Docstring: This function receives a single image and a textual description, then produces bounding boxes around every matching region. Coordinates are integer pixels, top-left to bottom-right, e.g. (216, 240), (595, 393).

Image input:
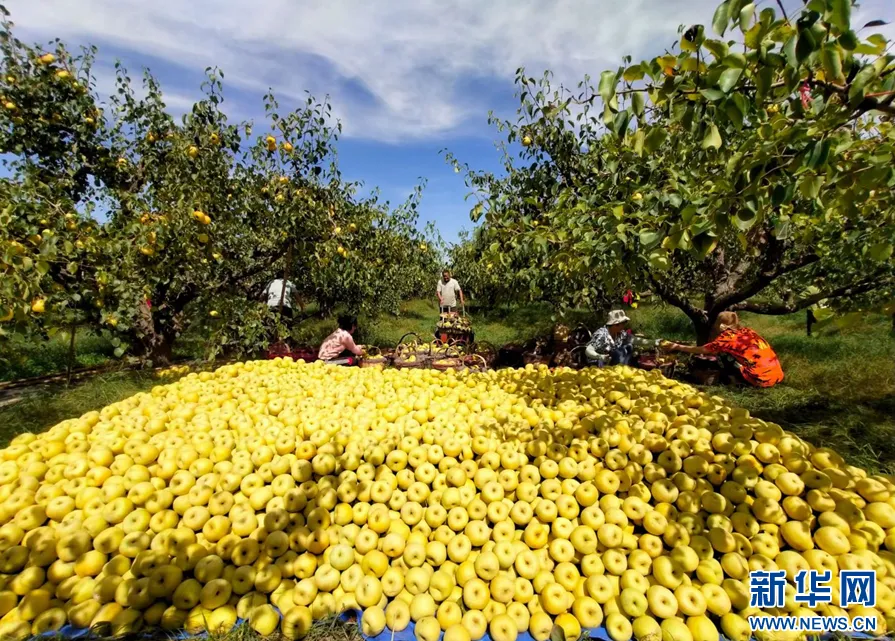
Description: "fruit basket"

(569, 324), (593, 346)
(467, 341), (497, 368)
(685, 353), (722, 385)
(435, 311), (473, 344)
(637, 352), (677, 378)
(461, 353), (489, 373)
(431, 346), (464, 371)
(554, 344), (588, 369)
(392, 333), (431, 369)
(266, 342), (318, 362)
(522, 337), (553, 367)
(522, 351), (553, 367)
(359, 346), (389, 368)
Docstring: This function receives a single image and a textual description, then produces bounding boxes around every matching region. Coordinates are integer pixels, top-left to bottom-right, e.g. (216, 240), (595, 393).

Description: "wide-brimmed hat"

(606, 309), (631, 326)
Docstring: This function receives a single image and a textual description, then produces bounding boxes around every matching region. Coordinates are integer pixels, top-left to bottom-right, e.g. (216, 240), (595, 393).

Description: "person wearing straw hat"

(585, 309), (635, 367)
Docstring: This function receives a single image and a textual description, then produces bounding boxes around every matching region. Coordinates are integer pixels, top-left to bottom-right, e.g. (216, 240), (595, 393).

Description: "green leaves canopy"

(449, 0), (895, 338)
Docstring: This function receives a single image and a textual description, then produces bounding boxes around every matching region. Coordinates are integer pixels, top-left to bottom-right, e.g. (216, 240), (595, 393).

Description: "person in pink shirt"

(318, 315), (364, 363)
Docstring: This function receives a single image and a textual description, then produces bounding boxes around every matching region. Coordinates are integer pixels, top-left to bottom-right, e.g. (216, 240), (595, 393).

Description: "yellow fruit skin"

(0, 358), (890, 640)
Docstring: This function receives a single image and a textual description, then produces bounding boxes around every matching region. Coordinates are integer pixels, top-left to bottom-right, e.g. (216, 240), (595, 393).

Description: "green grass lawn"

(2, 300), (894, 473)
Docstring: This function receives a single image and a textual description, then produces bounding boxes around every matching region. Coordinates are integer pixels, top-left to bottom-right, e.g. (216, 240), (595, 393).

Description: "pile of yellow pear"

(0, 360), (892, 641)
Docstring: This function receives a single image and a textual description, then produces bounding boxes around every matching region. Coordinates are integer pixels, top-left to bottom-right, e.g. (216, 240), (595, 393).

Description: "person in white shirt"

(265, 279), (300, 319)
(437, 270), (464, 313)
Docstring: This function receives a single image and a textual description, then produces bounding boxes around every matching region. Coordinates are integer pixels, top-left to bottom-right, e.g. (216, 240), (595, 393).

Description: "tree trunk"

(146, 334), (175, 365)
(133, 299), (182, 366)
(693, 316), (715, 346)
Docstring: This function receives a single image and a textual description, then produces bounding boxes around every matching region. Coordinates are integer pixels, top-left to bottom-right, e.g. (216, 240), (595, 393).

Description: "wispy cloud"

(6, 0), (894, 143)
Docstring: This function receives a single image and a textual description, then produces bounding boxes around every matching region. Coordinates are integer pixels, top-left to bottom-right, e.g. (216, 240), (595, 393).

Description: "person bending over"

(318, 315), (364, 364)
(663, 311), (784, 388)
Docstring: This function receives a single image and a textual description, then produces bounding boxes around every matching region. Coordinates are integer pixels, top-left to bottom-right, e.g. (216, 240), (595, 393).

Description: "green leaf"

(649, 252), (671, 271)
(719, 68), (743, 93)
(821, 44), (845, 83)
(733, 209), (758, 231)
(744, 23), (765, 49)
(804, 139), (831, 169)
(639, 230), (664, 249)
(631, 92), (645, 117)
(796, 29), (818, 63)
(703, 39), (730, 60)
(826, 0), (851, 32)
(725, 99), (744, 129)
(739, 2), (755, 30)
(633, 129), (645, 156)
(113, 347), (126, 358)
(713, 1), (730, 36)
(644, 128), (668, 153)
(838, 30), (859, 50)
(784, 35), (798, 68)
(869, 243), (894, 262)
(700, 89), (726, 101)
(36, 261), (50, 275)
(799, 175), (824, 199)
(599, 70), (618, 110)
(693, 233), (720, 258)
(849, 64), (880, 102)
(623, 65), (645, 82)
(702, 124), (722, 150)
(612, 110), (632, 137)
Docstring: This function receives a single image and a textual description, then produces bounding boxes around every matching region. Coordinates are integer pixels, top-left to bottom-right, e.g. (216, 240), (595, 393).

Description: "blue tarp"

(37, 607), (889, 640)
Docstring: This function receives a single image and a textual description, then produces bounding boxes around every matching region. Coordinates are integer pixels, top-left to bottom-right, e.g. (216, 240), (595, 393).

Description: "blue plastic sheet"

(36, 607), (891, 641)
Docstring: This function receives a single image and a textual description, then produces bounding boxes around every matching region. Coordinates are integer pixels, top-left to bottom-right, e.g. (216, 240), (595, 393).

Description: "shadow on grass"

(708, 383), (895, 473)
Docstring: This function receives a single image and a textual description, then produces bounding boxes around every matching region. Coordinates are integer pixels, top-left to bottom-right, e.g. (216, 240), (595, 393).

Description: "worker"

(265, 278), (301, 319)
(662, 311), (784, 387)
(318, 315), (364, 364)
(585, 309), (636, 367)
(437, 270), (464, 314)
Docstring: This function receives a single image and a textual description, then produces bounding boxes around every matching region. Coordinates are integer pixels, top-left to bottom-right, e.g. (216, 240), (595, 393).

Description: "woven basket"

(432, 346), (464, 371)
(554, 344), (587, 369)
(523, 352), (553, 367)
(638, 354), (677, 378)
(359, 346), (389, 368)
(687, 355), (720, 385)
(468, 341), (497, 367)
(569, 324), (593, 346)
(393, 336), (430, 369)
(462, 354), (489, 373)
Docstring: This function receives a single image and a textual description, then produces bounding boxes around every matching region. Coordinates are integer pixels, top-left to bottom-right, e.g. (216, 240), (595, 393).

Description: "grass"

(0, 371), (160, 444)
(0, 327), (117, 382)
(2, 299), (894, 473)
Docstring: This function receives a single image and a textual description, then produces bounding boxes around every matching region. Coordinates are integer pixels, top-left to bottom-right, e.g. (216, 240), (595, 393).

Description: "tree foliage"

(448, 0), (895, 341)
(0, 8), (438, 361)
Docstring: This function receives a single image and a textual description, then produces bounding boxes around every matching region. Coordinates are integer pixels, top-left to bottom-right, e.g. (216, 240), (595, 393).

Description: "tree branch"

(731, 277), (893, 315)
(775, 0), (789, 22)
(711, 244), (820, 313)
(647, 272), (707, 325)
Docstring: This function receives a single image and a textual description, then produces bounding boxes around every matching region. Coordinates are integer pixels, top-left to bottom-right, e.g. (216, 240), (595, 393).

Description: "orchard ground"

(2, 300), (894, 479)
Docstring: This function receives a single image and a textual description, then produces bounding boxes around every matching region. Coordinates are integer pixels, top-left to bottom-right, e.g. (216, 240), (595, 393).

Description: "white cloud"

(6, 0), (894, 142)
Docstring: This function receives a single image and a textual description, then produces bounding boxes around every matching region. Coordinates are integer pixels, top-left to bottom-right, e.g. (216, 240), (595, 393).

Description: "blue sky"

(7, 0), (893, 243)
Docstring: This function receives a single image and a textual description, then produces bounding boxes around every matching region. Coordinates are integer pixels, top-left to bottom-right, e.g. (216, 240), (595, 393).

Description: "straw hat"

(606, 309), (631, 326)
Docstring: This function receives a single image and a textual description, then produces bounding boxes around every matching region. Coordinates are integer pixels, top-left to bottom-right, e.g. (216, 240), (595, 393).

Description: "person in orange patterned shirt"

(663, 311), (784, 388)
